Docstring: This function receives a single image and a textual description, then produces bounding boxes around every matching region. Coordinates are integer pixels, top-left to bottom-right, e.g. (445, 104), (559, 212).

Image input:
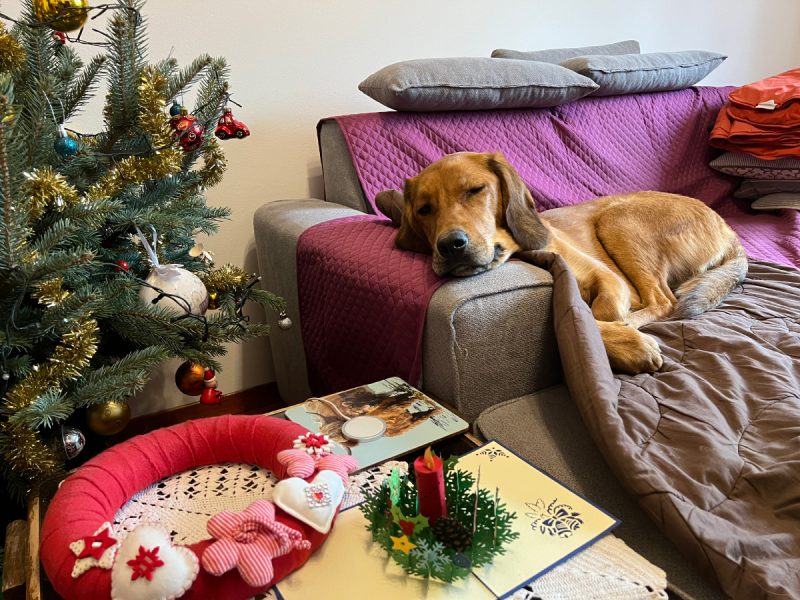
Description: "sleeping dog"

(377, 152), (747, 375)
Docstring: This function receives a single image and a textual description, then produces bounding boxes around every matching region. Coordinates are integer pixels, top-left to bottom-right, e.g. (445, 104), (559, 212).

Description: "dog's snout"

(436, 230), (469, 258)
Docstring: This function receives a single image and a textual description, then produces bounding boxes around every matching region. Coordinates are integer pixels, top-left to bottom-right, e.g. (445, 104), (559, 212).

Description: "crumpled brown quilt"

(523, 251), (800, 600)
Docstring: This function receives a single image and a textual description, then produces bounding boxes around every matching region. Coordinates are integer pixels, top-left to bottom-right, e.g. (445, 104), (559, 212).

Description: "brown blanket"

(523, 251), (800, 599)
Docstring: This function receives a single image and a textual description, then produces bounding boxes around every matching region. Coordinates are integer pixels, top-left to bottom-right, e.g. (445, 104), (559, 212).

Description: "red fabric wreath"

(40, 415), (331, 599)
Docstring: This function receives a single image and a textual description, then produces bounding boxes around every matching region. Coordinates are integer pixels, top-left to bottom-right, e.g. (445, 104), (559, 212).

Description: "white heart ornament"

(273, 470), (345, 534)
(111, 525), (198, 600)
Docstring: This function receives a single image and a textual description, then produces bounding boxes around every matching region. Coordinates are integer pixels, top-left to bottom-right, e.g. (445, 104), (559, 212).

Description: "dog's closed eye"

(417, 204), (432, 216)
(467, 185), (485, 196)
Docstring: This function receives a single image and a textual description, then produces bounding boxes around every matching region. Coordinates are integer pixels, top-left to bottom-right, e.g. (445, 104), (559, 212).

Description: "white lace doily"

(114, 460), (666, 599)
(113, 460), (403, 545)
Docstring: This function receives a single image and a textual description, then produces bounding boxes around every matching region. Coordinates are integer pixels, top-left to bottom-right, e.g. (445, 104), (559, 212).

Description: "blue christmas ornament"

(54, 126), (78, 158)
(169, 100), (183, 117)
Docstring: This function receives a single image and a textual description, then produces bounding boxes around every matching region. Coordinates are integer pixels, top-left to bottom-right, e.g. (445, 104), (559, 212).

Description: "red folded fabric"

(710, 68), (800, 159)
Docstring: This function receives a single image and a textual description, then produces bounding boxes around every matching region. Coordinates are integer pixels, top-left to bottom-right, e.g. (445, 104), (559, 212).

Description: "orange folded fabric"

(710, 68), (800, 160)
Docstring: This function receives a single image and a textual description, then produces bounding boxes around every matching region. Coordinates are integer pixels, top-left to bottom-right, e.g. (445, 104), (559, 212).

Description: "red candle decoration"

(413, 447), (447, 524)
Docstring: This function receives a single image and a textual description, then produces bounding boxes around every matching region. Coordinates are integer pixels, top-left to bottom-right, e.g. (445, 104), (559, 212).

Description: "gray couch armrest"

(254, 199), (363, 405)
(424, 261), (560, 421)
(253, 199), (561, 418)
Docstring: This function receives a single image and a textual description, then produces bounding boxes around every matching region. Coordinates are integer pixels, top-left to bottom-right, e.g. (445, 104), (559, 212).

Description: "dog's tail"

(672, 238), (748, 319)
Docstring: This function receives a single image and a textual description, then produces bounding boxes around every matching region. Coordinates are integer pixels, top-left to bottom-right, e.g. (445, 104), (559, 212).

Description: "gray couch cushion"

(561, 51), (726, 96)
(358, 57), (598, 111)
(492, 39), (640, 63)
(475, 386), (724, 600)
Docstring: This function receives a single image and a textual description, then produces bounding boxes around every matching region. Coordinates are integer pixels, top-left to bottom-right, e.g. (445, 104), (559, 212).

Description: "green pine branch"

(72, 346), (171, 407)
(9, 388), (71, 429)
(63, 55), (106, 120)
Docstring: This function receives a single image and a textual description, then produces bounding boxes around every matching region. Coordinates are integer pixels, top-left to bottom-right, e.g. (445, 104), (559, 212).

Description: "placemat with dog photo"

(285, 377), (468, 471)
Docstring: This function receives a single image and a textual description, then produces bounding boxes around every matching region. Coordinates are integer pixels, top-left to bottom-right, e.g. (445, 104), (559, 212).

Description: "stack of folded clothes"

(710, 68), (800, 210)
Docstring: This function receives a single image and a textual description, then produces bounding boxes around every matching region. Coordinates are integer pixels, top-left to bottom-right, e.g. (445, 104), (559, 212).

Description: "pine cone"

(432, 517), (472, 552)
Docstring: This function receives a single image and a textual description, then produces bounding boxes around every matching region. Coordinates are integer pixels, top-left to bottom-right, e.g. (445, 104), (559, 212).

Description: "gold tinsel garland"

(199, 138), (227, 189)
(3, 318), (99, 412)
(84, 148), (183, 202)
(0, 421), (62, 480)
(2, 261), (96, 483)
(0, 23), (25, 74)
(32, 277), (71, 307)
(138, 66), (173, 147)
(23, 167), (80, 219)
(87, 67), (184, 202)
(199, 263), (249, 295)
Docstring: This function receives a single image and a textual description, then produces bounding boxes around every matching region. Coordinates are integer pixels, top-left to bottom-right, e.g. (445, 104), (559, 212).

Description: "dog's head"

(379, 152), (549, 276)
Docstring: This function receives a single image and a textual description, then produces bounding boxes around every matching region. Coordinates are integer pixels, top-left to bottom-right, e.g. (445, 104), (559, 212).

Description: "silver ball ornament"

(277, 311), (292, 330)
(59, 425), (86, 460)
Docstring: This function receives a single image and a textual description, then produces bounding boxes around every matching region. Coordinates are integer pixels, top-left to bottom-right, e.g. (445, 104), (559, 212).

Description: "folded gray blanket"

(522, 251), (800, 599)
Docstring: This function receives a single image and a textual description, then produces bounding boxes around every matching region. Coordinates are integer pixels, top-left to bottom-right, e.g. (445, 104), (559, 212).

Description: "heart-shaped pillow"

(111, 525), (198, 600)
(272, 470), (345, 534)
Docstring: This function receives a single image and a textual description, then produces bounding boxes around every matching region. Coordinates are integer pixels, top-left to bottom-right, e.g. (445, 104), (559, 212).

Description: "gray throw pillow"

(560, 51), (726, 97)
(491, 40), (640, 63)
(751, 193), (800, 211)
(711, 152), (800, 179)
(735, 179), (800, 200)
(358, 57), (598, 112)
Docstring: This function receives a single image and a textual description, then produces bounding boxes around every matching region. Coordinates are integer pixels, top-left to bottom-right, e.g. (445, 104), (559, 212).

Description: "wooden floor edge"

(113, 381), (284, 440)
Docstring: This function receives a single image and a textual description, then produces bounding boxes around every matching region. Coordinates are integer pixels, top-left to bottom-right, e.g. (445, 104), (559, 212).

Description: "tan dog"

(377, 152), (748, 374)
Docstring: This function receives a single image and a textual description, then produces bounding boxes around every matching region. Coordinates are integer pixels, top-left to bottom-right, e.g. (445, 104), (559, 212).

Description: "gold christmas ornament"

(207, 290), (219, 310)
(175, 361), (206, 396)
(33, 0), (91, 33)
(86, 399), (131, 436)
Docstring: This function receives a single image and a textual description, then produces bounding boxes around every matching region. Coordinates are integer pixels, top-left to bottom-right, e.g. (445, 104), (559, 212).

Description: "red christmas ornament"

(214, 108), (250, 140)
(114, 259), (129, 272)
(52, 31), (67, 45)
(170, 108), (205, 152)
(200, 387), (223, 405)
(178, 121), (204, 152)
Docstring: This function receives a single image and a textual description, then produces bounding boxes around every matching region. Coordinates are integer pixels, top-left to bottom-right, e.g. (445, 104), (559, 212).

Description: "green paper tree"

(0, 0), (282, 500)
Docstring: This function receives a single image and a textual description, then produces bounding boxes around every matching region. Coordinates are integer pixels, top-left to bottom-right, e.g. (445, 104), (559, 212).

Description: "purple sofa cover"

(298, 86), (800, 394)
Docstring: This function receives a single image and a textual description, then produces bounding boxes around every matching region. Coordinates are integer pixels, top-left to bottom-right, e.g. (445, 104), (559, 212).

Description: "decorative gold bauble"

(33, 0), (90, 33)
(175, 360), (206, 396)
(86, 399), (131, 436)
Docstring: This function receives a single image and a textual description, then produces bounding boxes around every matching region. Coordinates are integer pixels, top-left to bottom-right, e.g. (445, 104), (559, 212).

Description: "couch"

(253, 87), (798, 599)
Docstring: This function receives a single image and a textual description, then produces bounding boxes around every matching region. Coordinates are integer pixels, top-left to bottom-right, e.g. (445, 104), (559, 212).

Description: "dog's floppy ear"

(487, 152), (549, 250)
(394, 176), (432, 253)
(375, 189), (404, 227)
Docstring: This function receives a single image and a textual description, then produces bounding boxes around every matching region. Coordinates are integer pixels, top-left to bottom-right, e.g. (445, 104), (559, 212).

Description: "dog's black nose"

(437, 230), (469, 258)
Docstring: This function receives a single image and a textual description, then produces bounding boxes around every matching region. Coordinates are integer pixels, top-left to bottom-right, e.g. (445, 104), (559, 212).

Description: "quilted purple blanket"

(334, 86), (799, 267)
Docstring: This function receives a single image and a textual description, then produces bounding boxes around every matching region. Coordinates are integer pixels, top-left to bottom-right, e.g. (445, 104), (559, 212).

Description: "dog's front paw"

(598, 322), (664, 375)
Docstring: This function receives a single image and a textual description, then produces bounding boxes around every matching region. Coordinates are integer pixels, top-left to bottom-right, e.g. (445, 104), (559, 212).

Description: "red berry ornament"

(115, 259), (129, 272)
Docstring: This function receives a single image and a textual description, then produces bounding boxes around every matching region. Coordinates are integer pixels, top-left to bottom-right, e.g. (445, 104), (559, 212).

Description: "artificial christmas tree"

(0, 0), (283, 500)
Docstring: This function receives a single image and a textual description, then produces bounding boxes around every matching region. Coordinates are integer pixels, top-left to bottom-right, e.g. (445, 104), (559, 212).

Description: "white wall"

(8, 1), (799, 415)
